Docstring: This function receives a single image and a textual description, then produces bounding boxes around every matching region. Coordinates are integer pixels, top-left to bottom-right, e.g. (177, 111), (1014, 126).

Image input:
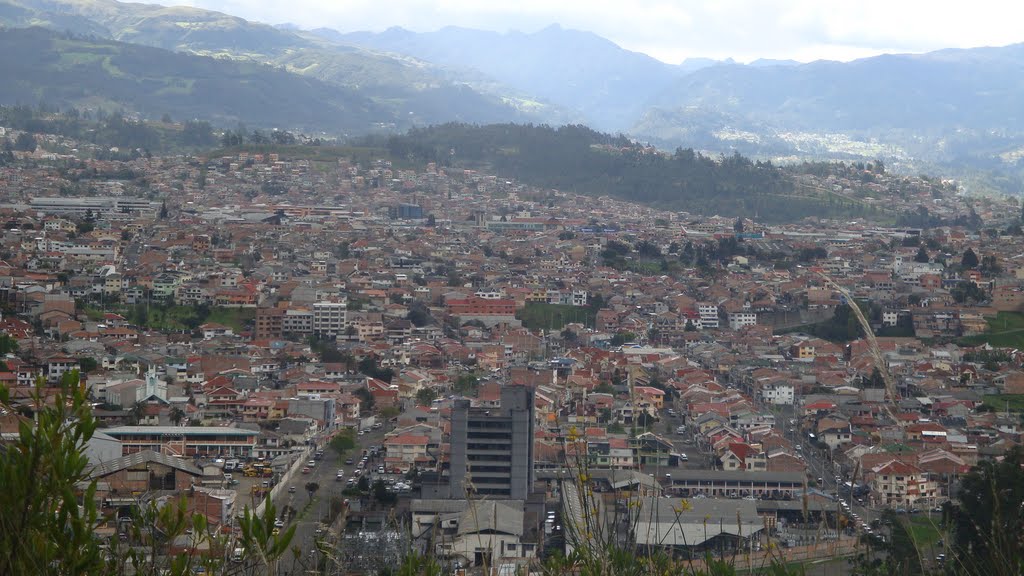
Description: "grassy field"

(982, 394), (1024, 413)
(515, 302), (595, 331)
(959, 311), (1024, 348)
(903, 514), (943, 549)
(84, 304), (256, 333)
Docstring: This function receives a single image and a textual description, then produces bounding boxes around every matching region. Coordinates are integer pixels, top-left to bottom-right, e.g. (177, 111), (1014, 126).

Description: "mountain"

(0, 26), (400, 132)
(324, 24), (687, 132)
(631, 45), (1024, 192)
(0, 0), (560, 128)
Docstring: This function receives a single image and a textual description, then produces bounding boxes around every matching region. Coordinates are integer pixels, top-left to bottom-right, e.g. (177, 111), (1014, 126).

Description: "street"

(272, 425), (392, 574)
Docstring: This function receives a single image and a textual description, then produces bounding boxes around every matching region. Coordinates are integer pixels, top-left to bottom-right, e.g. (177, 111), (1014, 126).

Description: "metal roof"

(88, 449), (203, 479)
(103, 426), (257, 437)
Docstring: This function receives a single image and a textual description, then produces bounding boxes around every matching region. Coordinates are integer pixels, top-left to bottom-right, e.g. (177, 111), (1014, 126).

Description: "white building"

(698, 304), (720, 328)
(313, 300), (347, 336)
(728, 312), (757, 330)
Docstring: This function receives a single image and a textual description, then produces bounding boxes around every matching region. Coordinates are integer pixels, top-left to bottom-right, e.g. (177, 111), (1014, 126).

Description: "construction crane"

(816, 271), (906, 427)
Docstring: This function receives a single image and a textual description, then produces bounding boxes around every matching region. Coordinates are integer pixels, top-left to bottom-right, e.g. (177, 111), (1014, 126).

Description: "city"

(1, 124), (1023, 575)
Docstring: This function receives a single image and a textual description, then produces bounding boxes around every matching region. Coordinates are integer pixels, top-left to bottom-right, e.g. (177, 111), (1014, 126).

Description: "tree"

(128, 399), (146, 425)
(78, 357), (98, 373)
(329, 430), (356, 455)
(453, 373), (479, 395)
(949, 446), (1024, 574)
(305, 481), (320, 502)
(416, 387), (437, 406)
(354, 387), (375, 413)
(0, 371), (106, 575)
(13, 131), (36, 152)
(913, 246), (929, 263)
(962, 247), (979, 269)
(169, 406), (186, 426)
(0, 333), (18, 355)
(372, 479), (397, 505)
(357, 475), (369, 492)
(610, 331), (636, 346)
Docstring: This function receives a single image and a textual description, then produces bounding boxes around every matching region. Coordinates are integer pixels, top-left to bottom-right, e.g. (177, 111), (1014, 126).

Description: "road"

(273, 425), (392, 574)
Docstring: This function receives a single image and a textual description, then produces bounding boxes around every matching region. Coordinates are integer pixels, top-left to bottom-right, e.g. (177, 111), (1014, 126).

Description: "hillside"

(373, 123), (898, 223)
(0, 27), (392, 133)
(0, 0), (555, 127)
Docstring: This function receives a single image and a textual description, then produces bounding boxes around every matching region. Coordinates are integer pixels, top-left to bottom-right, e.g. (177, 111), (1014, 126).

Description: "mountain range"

(2, 0), (1024, 192)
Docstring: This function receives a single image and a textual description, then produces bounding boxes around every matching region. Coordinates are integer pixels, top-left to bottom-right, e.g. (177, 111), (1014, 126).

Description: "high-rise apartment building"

(449, 386), (534, 500)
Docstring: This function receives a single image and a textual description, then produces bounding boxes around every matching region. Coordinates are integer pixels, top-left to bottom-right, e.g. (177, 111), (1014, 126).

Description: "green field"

(89, 304), (257, 333)
(982, 394), (1024, 413)
(959, 312), (1024, 348)
(515, 302), (595, 331)
(902, 514), (944, 549)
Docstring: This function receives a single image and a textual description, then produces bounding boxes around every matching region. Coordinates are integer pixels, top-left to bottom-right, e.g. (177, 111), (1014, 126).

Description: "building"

(870, 460), (938, 508)
(389, 203), (424, 220)
(102, 426), (259, 457)
(313, 300), (347, 337)
(287, 396), (335, 426)
(728, 312), (757, 330)
(664, 470), (806, 499)
(449, 386), (534, 499)
(698, 304), (720, 329)
(446, 297), (520, 328)
(31, 196), (161, 216)
(632, 497), (763, 553)
(254, 307), (285, 340)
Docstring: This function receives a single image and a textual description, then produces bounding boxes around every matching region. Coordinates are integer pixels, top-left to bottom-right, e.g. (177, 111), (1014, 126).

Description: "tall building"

(449, 385), (535, 500)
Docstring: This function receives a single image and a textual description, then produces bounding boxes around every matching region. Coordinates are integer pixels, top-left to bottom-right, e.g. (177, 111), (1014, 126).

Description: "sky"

(175, 0), (1024, 64)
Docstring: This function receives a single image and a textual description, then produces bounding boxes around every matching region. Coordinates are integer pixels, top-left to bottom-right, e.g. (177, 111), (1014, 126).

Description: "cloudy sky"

(176, 0), (1022, 64)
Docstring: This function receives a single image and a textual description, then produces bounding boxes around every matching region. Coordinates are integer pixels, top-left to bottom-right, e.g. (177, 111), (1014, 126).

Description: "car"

(272, 528), (280, 536)
(338, 469), (345, 476)
(795, 445), (802, 451)
(307, 460), (316, 467)
(345, 458), (353, 465)
(336, 474), (344, 481)
(377, 466), (385, 474)
(288, 486), (296, 493)
(274, 519), (284, 528)
(302, 467), (311, 474)
(358, 430), (366, 435)
(353, 469), (361, 476)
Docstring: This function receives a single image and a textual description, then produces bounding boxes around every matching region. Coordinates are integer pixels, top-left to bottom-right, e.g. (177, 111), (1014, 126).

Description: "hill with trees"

(376, 123), (896, 222)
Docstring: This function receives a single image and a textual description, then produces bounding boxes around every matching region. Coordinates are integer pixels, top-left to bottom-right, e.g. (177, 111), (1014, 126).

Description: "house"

(200, 323), (235, 340)
(870, 460), (938, 508)
(383, 434), (431, 472)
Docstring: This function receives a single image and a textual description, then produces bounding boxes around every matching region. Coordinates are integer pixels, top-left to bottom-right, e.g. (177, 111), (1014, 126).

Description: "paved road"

(274, 426), (392, 574)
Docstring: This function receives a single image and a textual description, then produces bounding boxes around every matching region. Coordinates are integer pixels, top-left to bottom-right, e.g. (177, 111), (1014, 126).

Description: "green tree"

(913, 246), (929, 263)
(0, 371), (104, 575)
(13, 131), (36, 152)
(78, 356), (98, 373)
(305, 481), (320, 502)
(169, 406), (186, 426)
(453, 373), (479, 395)
(610, 331), (636, 346)
(416, 387), (438, 405)
(962, 247), (979, 269)
(329, 430), (357, 456)
(949, 446), (1024, 575)
(0, 333), (18, 355)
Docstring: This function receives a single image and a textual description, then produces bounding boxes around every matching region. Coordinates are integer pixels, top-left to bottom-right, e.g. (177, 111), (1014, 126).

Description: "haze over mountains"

(3, 0), (1024, 191)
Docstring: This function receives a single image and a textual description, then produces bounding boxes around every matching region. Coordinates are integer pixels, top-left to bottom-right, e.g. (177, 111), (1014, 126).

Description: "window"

(506, 543), (517, 552)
